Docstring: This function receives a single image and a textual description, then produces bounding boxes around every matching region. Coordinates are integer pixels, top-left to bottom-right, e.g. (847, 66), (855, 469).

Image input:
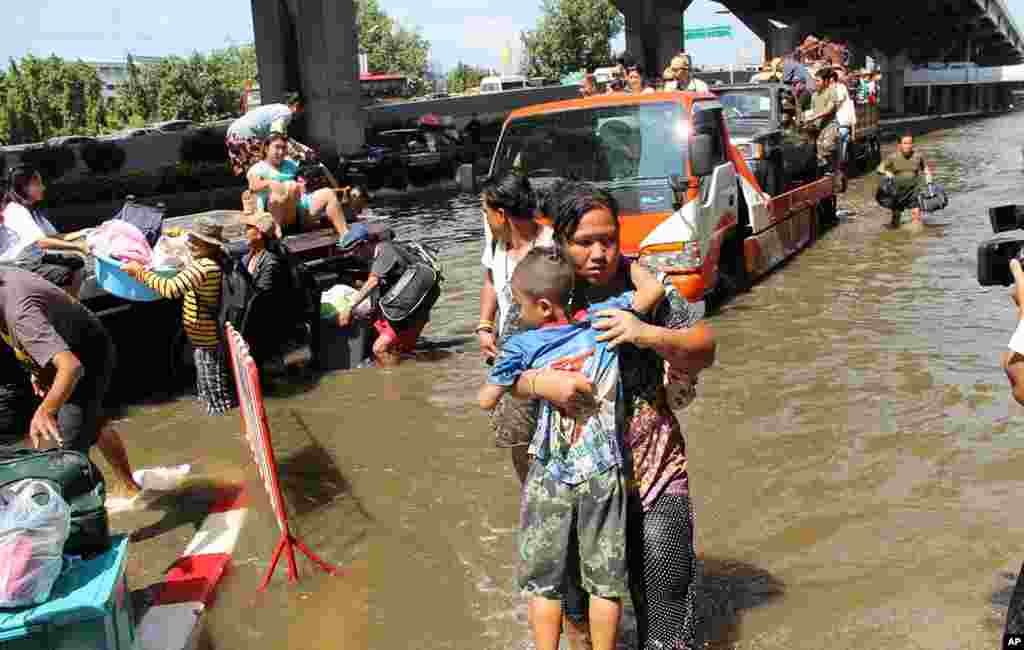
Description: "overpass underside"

(614, 0), (1024, 115)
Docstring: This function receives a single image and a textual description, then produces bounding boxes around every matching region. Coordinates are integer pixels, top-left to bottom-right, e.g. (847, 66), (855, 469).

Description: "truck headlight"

(640, 241), (703, 274)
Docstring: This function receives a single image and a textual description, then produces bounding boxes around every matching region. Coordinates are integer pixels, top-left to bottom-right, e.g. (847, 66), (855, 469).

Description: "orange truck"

(490, 91), (836, 306)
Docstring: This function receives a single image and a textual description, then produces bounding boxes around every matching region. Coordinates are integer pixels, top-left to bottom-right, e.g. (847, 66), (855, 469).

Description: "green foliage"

(447, 63), (489, 94)
(357, 0), (432, 95)
(521, 0), (624, 79)
(1, 45), (257, 145)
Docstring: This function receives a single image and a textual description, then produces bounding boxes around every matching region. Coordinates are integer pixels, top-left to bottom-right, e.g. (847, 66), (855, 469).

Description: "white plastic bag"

(320, 284), (374, 320)
(151, 233), (193, 271)
(0, 479), (71, 608)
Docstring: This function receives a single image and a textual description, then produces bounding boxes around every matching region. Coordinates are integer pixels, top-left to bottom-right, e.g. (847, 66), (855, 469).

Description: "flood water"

(107, 112), (1024, 649)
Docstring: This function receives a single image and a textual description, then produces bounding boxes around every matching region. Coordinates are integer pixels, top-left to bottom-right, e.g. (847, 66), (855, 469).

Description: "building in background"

(85, 55), (163, 98)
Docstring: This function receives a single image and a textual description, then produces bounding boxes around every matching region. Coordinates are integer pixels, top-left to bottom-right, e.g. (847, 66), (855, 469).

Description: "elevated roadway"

(248, 0), (1024, 153)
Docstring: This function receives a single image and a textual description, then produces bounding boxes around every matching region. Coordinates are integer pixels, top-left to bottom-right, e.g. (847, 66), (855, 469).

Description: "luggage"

(0, 535), (136, 650)
(378, 243), (443, 323)
(0, 450), (109, 558)
(0, 480), (71, 608)
(113, 199), (164, 248)
(918, 182), (949, 212)
(875, 176), (898, 209)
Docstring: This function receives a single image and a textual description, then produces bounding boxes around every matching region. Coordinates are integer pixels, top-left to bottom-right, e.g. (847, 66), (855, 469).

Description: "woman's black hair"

(285, 91), (304, 107)
(551, 183), (619, 244)
(265, 132), (289, 146)
(479, 172), (535, 220)
(2, 164), (41, 211)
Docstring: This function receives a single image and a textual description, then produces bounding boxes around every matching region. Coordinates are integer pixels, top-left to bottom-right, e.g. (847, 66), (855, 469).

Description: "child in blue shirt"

(477, 247), (661, 650)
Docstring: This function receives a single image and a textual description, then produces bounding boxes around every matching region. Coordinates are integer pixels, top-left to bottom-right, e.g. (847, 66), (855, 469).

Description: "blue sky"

(4, 0), (1024, 71)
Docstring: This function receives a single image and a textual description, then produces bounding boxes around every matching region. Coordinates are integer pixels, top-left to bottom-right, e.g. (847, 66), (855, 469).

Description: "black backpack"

(378, 242), (443, 323)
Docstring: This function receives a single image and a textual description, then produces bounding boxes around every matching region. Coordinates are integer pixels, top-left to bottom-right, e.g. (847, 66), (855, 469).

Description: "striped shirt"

(140, 257), (222, 349)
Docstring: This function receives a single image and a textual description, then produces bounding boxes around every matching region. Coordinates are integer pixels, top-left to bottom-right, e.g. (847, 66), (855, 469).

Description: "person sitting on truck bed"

(0, 165), (89, 296)
(121, 218), (237, 416)
(666, 53), (709, 93)
(247, 132), (349, 239)
(226, 91), (307, 176)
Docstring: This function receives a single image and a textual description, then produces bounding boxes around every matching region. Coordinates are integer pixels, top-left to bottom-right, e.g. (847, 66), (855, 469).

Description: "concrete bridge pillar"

(622, 0), (690, 80)
(875, 52), (907, 114)
(251, 0), (365, 157)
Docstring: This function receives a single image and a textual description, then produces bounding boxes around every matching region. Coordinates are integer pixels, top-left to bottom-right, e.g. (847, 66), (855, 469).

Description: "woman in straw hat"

(123, 217), (237, 415)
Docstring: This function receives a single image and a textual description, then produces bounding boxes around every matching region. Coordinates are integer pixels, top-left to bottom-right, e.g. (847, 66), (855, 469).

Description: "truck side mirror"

(691, 134), (715, 177)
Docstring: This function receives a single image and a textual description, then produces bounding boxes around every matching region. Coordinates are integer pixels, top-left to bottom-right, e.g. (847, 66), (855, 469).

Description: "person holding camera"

(1001, 258), (1024, 646)
(877, 134), (933, 228)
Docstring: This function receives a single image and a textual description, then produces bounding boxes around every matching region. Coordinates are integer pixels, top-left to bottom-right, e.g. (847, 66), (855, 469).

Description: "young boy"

(478, 247), (648, 650)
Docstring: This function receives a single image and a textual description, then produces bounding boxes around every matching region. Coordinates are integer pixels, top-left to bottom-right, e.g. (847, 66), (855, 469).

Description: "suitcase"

(0, 450), (109, 558)
(918, 182), (949, 213)
(0, 536), (134, 649)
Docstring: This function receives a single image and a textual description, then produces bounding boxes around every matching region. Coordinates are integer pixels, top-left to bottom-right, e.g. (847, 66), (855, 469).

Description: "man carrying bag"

(335, 223), (443, 367)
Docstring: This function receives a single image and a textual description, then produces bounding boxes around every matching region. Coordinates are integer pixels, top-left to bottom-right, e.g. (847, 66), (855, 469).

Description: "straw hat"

(188, 216), (226, 247)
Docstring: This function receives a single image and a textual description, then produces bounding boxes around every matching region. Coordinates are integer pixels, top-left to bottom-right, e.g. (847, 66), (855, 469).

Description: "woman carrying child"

(497, 184), (716, 649)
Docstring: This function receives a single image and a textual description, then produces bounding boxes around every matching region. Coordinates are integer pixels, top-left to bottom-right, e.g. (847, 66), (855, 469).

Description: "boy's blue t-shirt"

(487, 292), (634, 486)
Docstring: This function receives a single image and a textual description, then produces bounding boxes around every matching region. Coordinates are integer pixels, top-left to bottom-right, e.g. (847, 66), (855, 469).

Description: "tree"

(356, 0), (432, 94)
(521, 0), (624, 79)
(447, 63), (489, 94)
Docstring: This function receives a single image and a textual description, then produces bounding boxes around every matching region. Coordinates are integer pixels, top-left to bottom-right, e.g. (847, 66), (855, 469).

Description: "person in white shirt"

(0, 165), (89, 295)
(478, 173), (555, 484)
(669, 53), (710, 93)
(834, 68), (857, 192)
(1002, 259), (1024, 404)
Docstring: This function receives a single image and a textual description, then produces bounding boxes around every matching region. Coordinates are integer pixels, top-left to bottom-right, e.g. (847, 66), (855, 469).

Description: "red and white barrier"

(225, 324), (339, 590)
(134, 485), (249, 650)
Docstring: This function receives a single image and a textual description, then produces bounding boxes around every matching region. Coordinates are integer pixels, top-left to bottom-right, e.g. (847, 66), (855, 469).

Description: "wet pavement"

(100, 111), (1024, 649)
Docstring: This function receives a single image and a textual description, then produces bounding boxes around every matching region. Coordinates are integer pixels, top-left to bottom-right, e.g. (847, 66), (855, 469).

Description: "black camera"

(978, 205), (1024, 286)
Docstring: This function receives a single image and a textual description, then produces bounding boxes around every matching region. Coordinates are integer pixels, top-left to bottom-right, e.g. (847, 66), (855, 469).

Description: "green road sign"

(684, 25), (733, 41)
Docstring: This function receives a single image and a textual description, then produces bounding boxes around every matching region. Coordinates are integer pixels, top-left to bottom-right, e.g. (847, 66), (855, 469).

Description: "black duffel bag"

(918, 182), (949, 213)
(876, 175), (899, 209)
(0, 449), (109, 557)
(379, 242), (443, 323)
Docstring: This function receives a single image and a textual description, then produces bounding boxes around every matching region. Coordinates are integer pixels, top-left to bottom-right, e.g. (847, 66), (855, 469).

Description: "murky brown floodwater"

(104, 112), (1024, 649)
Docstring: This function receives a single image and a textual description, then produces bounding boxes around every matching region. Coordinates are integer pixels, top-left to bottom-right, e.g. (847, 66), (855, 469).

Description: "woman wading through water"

(499, 183), (716, 649)
(477, 173), (554, 483)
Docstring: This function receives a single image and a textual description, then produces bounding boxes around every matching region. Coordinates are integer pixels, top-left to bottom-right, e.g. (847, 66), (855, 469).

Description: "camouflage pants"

(815, 122), (839, 163)
(519, 463), (629, 600)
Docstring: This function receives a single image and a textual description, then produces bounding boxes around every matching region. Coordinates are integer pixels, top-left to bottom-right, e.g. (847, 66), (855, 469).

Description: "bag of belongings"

(918, 182), (949, 213)
(0, 479), (71, 608)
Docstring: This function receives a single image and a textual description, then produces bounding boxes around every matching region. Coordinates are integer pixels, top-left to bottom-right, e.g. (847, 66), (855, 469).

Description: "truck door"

(691, 101), (738, 271)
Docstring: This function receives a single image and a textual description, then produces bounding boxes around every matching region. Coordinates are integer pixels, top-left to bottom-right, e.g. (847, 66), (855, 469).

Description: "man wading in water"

(877, 134), (933, 228)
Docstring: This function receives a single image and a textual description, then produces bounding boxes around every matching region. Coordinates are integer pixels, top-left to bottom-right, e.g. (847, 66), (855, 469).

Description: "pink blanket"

(88, 220), (152, 265)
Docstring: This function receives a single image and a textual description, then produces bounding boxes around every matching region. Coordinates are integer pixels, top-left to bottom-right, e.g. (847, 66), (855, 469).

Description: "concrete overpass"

(249, 0), (1024, 155)
(615, 0), (1024, 115)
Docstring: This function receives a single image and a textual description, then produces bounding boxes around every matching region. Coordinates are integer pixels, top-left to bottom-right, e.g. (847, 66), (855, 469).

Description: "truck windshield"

(493, 102), (688, 185)
(717, 88), (773, 128)
(501, 81), (526, 91)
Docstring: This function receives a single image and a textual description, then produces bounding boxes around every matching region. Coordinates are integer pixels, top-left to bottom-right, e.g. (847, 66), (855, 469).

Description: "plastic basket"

(93, 256), (175, 302)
